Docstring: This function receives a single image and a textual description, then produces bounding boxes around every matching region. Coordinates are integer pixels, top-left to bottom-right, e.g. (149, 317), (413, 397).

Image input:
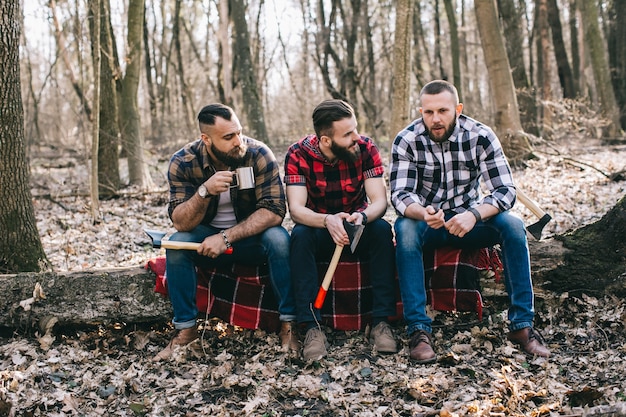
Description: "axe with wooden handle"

(313, 219), (364, 309)
(144, 229), (233, 254)
(516, 189), (552, 240)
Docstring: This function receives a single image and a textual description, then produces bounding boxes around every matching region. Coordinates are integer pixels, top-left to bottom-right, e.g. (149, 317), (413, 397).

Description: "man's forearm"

(171, 193), (212, 231)
(224, 208), (282, 242)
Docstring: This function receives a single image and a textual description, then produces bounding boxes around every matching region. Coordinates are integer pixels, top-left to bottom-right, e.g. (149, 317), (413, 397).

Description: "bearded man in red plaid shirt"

(284, 99), (398, 361)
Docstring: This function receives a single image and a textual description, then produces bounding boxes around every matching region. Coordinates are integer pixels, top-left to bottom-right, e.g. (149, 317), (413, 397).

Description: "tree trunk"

(314, 0), (349, 102)
(89, 0), (121, 199)
(172, 0), (194, 134)
(497, 0), (529, 88)
(0, 0), (50, 273)
(496, 0), (538, 136)
(230, 0), (269, 143)
(569, 0), (582, 94)
(390, 0), (412, 140)
(90, 0), (102, 222)
(547, 0), (576, 98)
(49, 0), (93, 122)
(412, 2), (430, 88)
(473, 0), (532, 163)
(142, 8), (157, 139)
(121, 0), (153, 190)
(540, 195), (626, 297)
(580, 0), (621, 137)
(443, 0), (462, 102)
(535, 0), (553, 137)
(217, 0), (232, 105)
(338, 0), (359, 105)
(359, 0), (381, 137)
(433, 0), (447, 81)
(608, 0), (626, 130)
(0, 268), (171, 329)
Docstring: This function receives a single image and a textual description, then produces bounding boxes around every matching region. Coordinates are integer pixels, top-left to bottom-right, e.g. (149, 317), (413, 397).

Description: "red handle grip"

(313, 288), (328, 309)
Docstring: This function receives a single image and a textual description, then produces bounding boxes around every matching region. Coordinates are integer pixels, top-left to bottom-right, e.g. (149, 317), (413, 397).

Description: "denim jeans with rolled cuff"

(165, 224), (296, 329)
(394, 210), (535, 336)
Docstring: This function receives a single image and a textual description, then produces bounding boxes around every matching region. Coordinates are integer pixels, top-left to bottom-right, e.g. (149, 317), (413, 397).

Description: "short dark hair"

(312, 99), (355, 138)
(419, 80), (459, 104)
(197, 103), (234, 128)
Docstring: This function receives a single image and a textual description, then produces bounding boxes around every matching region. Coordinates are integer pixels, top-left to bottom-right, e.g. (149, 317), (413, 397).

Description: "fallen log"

(0, 235), (591, 331)
(0, 266), (171, 330)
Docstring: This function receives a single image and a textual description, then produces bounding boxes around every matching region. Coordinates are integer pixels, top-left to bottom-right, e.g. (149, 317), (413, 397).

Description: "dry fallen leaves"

(2, 105), (626, 415)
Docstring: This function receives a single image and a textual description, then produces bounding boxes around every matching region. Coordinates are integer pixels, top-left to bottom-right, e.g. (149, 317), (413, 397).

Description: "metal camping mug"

(232, 167), (255, 190)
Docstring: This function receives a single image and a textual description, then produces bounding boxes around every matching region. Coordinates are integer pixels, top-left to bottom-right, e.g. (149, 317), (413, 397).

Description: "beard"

(330, 140), (360, 163)
(211, 142), (247, 167)
(425, 116), (457, 143)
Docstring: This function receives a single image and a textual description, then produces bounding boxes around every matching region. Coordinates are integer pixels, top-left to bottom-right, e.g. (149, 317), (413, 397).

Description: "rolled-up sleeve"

(253, 145), (287, 219)
(390, 130), (425, 216)
(477, 131), (516, 211)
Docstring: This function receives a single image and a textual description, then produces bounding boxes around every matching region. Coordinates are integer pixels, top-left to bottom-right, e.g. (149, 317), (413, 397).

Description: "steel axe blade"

(343, 219), (364, 253)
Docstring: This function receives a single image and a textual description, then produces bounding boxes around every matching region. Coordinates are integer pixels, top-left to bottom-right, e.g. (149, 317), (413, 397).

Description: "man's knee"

(394, 217), (425, 248)
(263, 226), (290, 253)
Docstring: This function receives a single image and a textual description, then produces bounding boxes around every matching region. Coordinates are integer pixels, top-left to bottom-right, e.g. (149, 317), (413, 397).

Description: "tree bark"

(89, 0), (102, 222)
(49, 0), (93, 122)
(0, 0), (50, 273)
(230, 0), (269, 144)
(121, 0), (153, 190)
(390, 0), (412, 140)
(569, 0), (582, 94)
(547, 0), (576, 98)
(496, 0), (538, 136)
(172, 0), (194, 133)
(0, 268), (171, 329)
(579, 0), (621, 137)
(217, 0), (232, 105)
(89, 0), (121, 199)
(608, 0), (626, 130)
(473, 0), (533, 163)
(142, 7), (157, 139)
(443, 0), (462, 102)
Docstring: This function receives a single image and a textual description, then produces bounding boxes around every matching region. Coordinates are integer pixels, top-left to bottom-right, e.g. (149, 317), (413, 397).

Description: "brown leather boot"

(279, 321), (301, 352)
(152, 325), (199, 362)
(508, 327), (551, 357)
(409, 330), (436, 363)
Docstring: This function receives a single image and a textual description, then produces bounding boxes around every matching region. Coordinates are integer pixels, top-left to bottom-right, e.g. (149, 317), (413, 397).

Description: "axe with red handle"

(144, 229), (233, 254)
(313, 220), (364, 309)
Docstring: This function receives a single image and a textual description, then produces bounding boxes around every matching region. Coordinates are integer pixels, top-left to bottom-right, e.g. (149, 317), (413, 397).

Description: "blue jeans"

(394, 211), (534, 335)
(290, 219), (397, 325)
(165, 224), (296, 329)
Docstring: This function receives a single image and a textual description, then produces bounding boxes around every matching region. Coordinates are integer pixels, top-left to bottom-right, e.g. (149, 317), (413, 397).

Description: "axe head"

(144, 229), (166, 248)
(526, 214), (552, 240)
(343, 219), (365, 253)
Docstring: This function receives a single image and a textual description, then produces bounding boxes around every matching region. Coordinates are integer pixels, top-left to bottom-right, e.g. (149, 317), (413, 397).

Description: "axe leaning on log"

(516, 188), (552, 240)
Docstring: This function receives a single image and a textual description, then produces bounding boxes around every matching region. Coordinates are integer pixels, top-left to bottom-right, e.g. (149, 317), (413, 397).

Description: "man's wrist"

(323, 214), (331, 228)
(468, 207), (482, 223)
(220, 230), (232, 250)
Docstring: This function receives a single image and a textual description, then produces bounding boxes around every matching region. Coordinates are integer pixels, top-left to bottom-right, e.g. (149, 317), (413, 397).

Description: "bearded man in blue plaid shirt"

(153, 104), (299, 361)
(390, 80), (550, 363)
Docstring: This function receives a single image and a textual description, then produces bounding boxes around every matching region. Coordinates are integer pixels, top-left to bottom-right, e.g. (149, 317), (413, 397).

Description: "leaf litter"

(2, 102), (626, 416)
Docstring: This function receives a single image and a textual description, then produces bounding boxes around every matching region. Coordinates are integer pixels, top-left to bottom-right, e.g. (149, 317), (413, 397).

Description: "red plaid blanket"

(146, 247), (501, 332)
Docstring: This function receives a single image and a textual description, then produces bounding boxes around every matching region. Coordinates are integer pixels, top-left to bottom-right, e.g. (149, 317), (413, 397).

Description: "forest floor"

(2, 101), (626, 416)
